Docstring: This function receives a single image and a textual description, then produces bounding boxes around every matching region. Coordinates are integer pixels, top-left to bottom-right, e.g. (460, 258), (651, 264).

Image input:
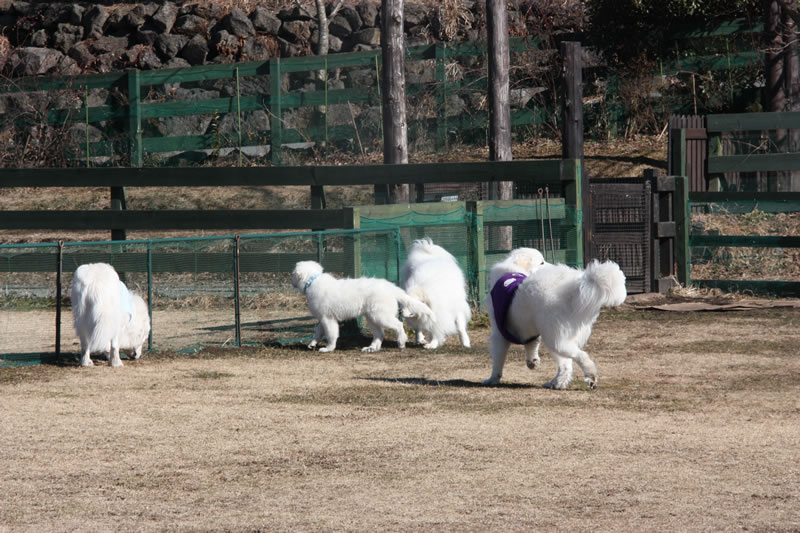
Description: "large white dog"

(291, 260), (435, 353)
(71, 263), (150, 367)
(485, 257), (627, 390)
(399, 237), (471, 349)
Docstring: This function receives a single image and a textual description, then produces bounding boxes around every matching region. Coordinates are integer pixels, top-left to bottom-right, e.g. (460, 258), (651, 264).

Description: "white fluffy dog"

(71, 263), (151, 367)
(291, 260), (435, 353)
(399, 237), (471, 349)
(485, 258), (627, 390)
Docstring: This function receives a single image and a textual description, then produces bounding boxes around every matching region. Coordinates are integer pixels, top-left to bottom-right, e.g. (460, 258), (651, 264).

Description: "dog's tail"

(395, 287), (436, 330)
(578, 260), (628, 312)
(409, 237), (453, 260)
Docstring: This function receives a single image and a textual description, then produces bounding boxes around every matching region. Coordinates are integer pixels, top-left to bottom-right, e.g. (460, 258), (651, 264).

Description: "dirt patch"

(1, 306), (798, 531)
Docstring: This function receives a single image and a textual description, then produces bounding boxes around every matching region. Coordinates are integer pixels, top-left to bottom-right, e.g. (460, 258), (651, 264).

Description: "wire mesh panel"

(0, 198), (584, 364)
(587, 178), (652, 294)
(0, 244), (59, 366)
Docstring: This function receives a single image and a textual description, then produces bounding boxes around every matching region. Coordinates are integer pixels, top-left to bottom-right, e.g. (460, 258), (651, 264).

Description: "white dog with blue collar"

(291, 260), (435, 353)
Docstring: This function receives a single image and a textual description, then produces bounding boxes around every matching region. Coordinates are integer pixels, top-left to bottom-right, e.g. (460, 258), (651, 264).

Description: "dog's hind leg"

(484, 331), (510, 385)
(79, 343), (93, 367)
(524, 337), (541, 370)
(573, 348), (598, 390)
(317, 317), (340, 352)
(109, 338), (123, 367)
(456, 314), (471, 348)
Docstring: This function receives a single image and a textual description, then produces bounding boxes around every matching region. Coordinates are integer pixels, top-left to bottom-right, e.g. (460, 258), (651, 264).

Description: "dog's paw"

(526, 357), (541, 370)
(361, 346), (380, 353)
(423, 341), (439, 350)
(584, 376), (598, 390)
(482, 377), (501, 386)
(543, 378), (569, 390)
(318, 346), (335, 353)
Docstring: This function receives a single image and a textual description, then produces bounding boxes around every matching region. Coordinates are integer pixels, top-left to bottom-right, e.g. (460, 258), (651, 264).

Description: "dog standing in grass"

(291, 260), (435, 353)
(485, 256), (627, 390)
(400, 237), (472, 349)
(71, 263), (150, 367)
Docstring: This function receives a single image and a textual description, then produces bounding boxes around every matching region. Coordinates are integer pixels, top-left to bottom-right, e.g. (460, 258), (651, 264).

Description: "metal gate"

(587, 178), (653, 294)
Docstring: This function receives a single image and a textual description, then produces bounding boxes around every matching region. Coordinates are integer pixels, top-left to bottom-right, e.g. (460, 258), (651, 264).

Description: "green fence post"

(269, 58), (283, 166)
(127, 68), (142, 167)
(673, 175), (690, 286)
(344, 207), (362, 278)
(467, 200), (486, 310)
(235, 67), (243, 167)
(435, 42), (447, 150)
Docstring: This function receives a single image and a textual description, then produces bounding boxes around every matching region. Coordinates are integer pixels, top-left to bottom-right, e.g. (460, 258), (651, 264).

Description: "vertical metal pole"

(147, 241), (153, 351)
(395, 227), (402, 283)
(55, 241), (64, 357)
(233, 235), (242, 348)
(316, 232), (324, 264)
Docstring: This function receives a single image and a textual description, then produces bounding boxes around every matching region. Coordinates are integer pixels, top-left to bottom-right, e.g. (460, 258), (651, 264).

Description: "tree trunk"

(765, 0), (786, 191)
(380, 0), (409, 204)
(486, 0), (512, 248)
(784, 3), (800, 190)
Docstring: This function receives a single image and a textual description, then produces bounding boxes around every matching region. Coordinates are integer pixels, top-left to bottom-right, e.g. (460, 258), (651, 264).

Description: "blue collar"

(304, 273), (321, 294)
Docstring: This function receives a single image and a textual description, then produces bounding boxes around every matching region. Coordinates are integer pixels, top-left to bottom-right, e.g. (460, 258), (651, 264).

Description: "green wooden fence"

(0, 38), (550, 167)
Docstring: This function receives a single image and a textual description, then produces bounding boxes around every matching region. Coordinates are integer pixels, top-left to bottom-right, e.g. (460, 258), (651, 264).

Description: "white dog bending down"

(71, 263), (151, 367)
(399, 238), (472, 349)
(291, 261), (434, 353)
(485, 258), (627, 390)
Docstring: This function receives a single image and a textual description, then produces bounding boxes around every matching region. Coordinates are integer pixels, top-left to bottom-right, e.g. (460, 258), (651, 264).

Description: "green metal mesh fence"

(1, 201), (582, 367)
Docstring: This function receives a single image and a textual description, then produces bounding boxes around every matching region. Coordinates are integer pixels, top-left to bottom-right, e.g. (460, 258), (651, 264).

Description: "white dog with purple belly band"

(485, 250), (627, 390)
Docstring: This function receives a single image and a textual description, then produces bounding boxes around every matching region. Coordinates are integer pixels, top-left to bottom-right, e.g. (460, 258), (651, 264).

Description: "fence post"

(147, 241), (153, 351)
(673, 175), (690, 286)
(127, 68), (142, 168)
(435, 42), (447, 151)
(344, 207), (362, 278)
(467, 200), (486, 310)
(55, 241), (64, 357)
(669, 128), (687, 178)
(561, 159), (583, 267)
(269, 58), (283, 166)
(233, 235), (241, 347)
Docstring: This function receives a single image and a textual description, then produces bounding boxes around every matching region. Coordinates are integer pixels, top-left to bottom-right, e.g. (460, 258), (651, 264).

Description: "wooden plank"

(0, 210), (352, 230)
(0, 160), (573, 188)
(691, 234), (800, 248)
(708, 152), (800, 173)
(707, 111), (800, 132)
(690, 192), (800, 202)
(692, 279), (800, 297)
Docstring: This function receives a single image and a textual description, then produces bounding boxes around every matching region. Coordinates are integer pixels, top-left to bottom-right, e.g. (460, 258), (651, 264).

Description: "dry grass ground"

(2, 305), (799, 532)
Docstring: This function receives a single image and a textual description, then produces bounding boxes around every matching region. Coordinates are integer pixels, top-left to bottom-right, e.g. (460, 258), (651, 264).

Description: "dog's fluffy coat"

(291, 260), (434, 353)
(485, 255), (627, 389)
(71, 263), (150, 367)
(400, 238), (471, 349)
